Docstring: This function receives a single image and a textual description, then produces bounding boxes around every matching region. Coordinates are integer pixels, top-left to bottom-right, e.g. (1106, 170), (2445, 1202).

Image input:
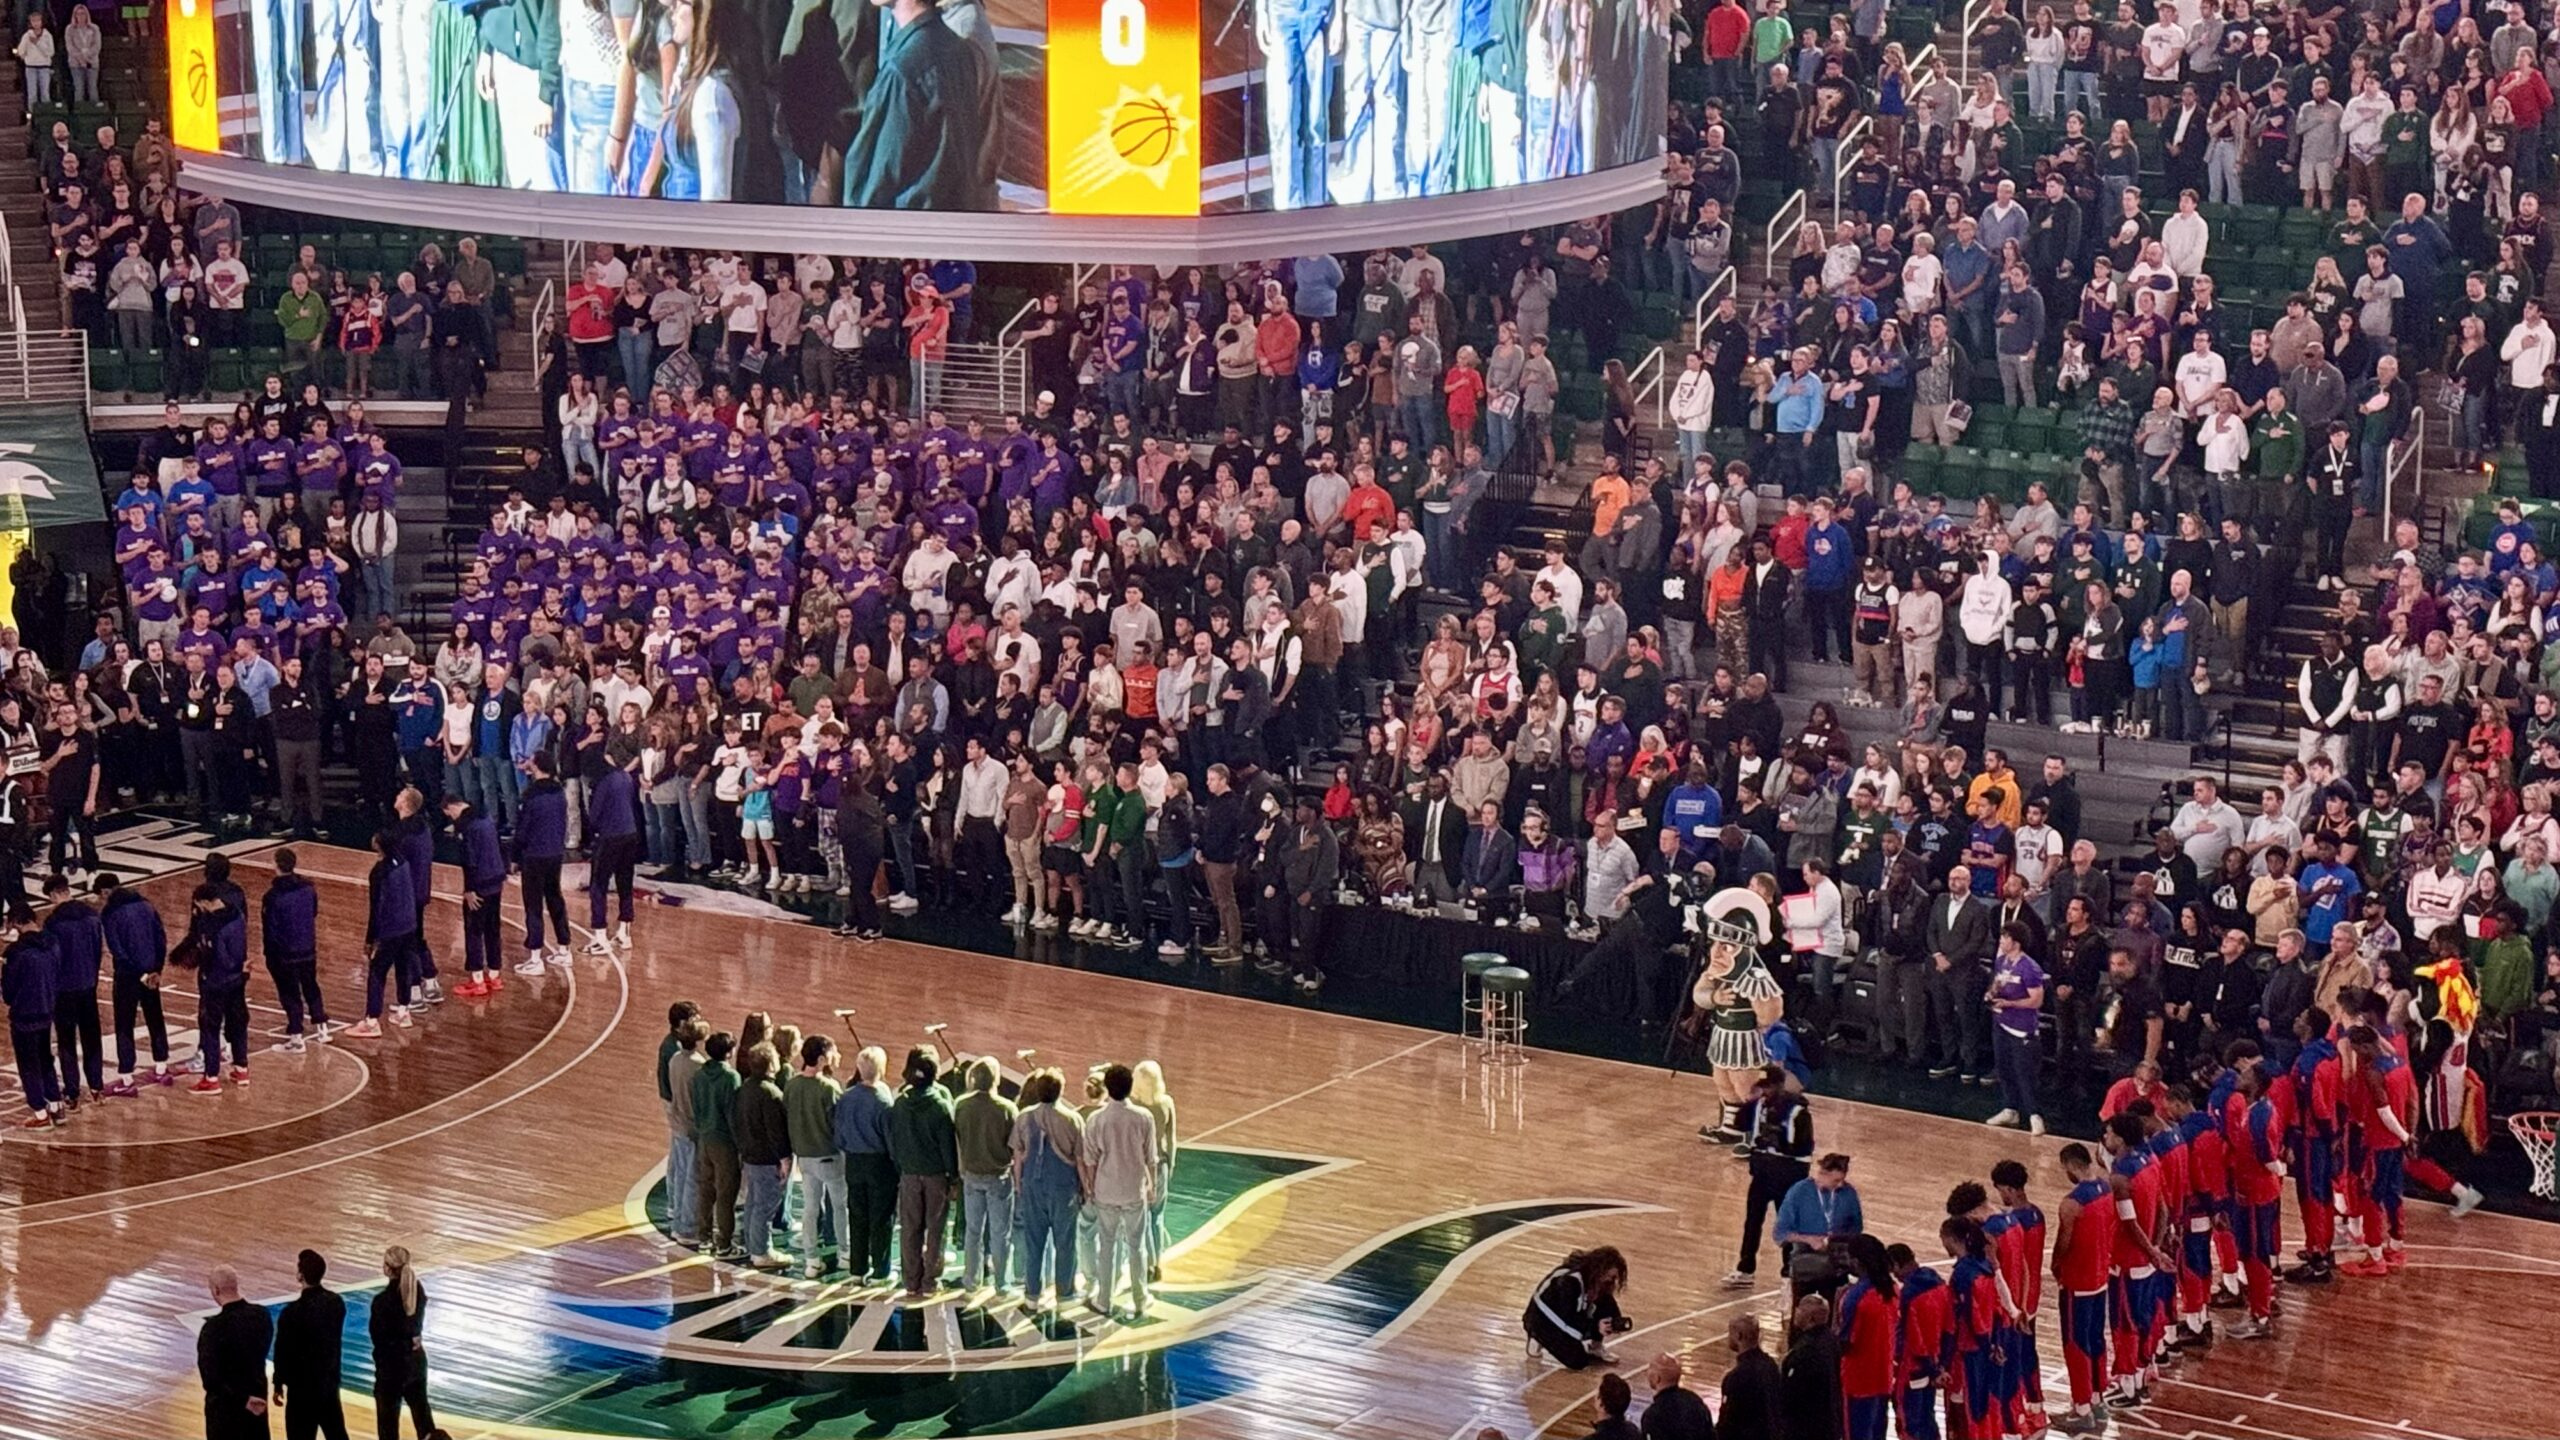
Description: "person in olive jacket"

(733, 1039), (794, 1268)
(887, 1044), (959, 1296)
(690, 1031), (745, 1260)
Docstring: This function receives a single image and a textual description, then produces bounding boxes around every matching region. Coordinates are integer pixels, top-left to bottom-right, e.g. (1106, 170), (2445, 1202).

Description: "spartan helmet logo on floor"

(1698, 888), (1772, 981)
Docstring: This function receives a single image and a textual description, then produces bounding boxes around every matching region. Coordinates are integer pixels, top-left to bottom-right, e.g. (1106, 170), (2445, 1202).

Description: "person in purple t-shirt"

(1985, 922), (2048, 1134)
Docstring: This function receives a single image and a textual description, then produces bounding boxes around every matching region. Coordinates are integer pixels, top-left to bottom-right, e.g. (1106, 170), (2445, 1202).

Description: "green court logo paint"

(317, 1146), (1651, 1438)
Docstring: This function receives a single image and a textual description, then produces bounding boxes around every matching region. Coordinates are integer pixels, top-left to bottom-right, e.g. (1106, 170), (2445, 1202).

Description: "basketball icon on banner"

(1046, 0), (1198, 215)
(1056, 83), (1194, 203)
(1110, 92), (1183, 169)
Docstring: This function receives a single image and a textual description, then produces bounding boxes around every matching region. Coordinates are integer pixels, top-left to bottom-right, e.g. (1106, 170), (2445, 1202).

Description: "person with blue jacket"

(350, 830), (420, 1037)
(515, 752), (572, 975)
(259, 847), (330, 1052)
(189, 852), (252, 1089)
(391, 657), (447, 807)
(586, 754), (642, 953)
(445, 793), (509, 997)
(1801, 495), (1858, 664)
(43, 874), (105, 1108)
(4, 906), (62, 1127)
(1665, 757), (1726, 868)
(101, 875), (173, 1091)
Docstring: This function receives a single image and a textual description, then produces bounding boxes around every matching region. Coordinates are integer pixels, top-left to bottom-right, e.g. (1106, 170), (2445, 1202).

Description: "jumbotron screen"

(166, 0), (1668, 216)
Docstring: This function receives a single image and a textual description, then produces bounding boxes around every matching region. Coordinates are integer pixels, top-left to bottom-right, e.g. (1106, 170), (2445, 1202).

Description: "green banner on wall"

(0, 403), (106, 529)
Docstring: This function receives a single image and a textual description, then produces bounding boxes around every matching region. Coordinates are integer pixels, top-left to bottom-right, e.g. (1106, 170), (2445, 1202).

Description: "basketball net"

(2510, 1112), (2560, 1201)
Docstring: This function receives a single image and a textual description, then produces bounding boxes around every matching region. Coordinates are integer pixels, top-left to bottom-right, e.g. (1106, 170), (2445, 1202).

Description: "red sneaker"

(189, 1077), (225, 1095)
(17, 1111), (53, 1129)
(227, 1067), (250, 1086)
(2337, 1258), (2390, 1278)
(2383, 1247), (2407, 1271)
(101, 1079), (139, 1098)
(453, 979), (488, 999)
(482, 970), (504, 991)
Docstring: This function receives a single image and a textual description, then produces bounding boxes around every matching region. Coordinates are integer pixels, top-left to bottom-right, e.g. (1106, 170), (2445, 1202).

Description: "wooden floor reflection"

(2, 844), (2556, 1440)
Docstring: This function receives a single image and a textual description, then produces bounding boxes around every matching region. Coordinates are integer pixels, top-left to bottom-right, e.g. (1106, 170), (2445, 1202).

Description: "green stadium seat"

(207, 347), (247, 395)
(126, 351), (161, 395)
(88, 348), (125, 393)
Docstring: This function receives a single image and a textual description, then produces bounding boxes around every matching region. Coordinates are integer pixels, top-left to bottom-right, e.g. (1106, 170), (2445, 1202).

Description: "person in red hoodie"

(1891, 1241), (1951, 1440)
(1834, 1233), (1898, 1440)
(1702, 0), (1752, 100)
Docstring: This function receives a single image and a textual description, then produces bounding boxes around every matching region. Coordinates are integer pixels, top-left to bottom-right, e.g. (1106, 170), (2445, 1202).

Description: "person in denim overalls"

(1011, 1066), (1086, 1310)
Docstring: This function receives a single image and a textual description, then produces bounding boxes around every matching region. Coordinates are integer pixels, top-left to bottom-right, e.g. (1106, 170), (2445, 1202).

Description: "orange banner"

(1045, 0), (1199, 216)
(165, 0), (220, 152)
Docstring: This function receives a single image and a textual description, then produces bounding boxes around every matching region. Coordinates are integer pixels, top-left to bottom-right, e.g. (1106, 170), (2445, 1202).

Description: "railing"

(2382, 403), (2426, 540)
(1763, 189), (1807, 285)
(0, 320), (92, 406)
(1627, 344), (1669, 430)
(1829, 114), (1873, 226)
(530, 239), (589, 379)
(1692, 265), (1737, 347)
(1959, 0), (1998, 87)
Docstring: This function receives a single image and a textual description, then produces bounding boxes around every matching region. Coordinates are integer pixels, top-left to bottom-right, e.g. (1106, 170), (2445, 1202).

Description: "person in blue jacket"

(4, 905), (62, 1127)
(444, 792), (510, 997)
(101, 874), (173, 1091)
(1801, 495), (1858, 664)
(189, 852), (252, 1091)
(391, 786), (444, 1004)
(586, 754), (642, 954)
(514, 751), (572, 975)
(43, 873), (105, 1108)
(259, 847), (331, 1051)
(350, 829), (421, 1037)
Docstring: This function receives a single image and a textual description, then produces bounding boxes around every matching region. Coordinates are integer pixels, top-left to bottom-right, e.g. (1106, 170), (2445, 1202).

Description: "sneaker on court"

(271, 1036), (306, 1055)
(1156, 940), (1186, 958)
(453, 980), (487, 999)
(615, 925), (633, 948)
(1031, 912), (1059, 931)
(342, 1018), (384, 1038)
(2028, 1114), (2046, 1135)
(549, 947), (574, 966)
(1069, 918), (1098, 937)
(189, 1076), (224, 1095)
(228, 1067), (250, 1085)
(886, 894), (921, 914)
(585, 936), (614, 955)
(101, 1078), (139, 1097)
(17, 1111), (53, 1128)
(389, 1007), (415, 1029)
(2451, 1184), (2485, 1218)
(419, 979), (446, 1005)
(1001, 905), (1026, 924)
(1984, 1109), (2020, 1128)
(1720, 1269), (1754, 1290)
(515, 957), (549, 977)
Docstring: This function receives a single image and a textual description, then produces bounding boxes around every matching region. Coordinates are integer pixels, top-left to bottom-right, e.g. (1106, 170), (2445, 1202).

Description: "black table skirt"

(1324, 904), (1649, 1024)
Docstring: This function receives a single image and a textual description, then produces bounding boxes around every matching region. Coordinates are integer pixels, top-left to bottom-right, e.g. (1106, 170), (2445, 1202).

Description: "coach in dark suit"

(1925, 864), (1997, 1083)
(1460, 803), (1518, 912)
(273, 1249), (349, 1440)
(1400, 775), (1470, 905)
(198, 1266), (273, 1440)
(1740, 539), (1792, 689)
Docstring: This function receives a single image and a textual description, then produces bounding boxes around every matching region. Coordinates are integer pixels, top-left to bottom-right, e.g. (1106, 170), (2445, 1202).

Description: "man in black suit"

(1640, 1351), (1716, 1440)
(1400, 772), (1469, 907)
(1741, 538), (1791, 690)
(1459, 801), (1518, 916)
(1925, 864), (1997, 1083)
(1716, 1312), (1782, 1440)
(197, 1265), (273, 1440)
(273, 1249), (349, 1440)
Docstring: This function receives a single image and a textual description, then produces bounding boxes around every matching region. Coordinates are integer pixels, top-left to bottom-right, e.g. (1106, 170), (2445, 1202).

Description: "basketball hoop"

(2509, 1112), (2560, 1201)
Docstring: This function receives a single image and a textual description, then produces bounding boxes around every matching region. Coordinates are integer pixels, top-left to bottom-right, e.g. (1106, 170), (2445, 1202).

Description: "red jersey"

(2056, 1178), (2116, 1291)
(2111, 1151), (2163, 1273)
(2008, 1203), (2048, 1314)
(2224, 1093), (2284, 1206)
(1897, 1268), (1954, 1384)
(2148, 1129), (2189, 1233)
(1950, 1256), (2004, 1352)
(2350, 1057), (2415, 1152)
(2179, 1112), (2229, 1212)
(1836, 1278), (1898, 1399)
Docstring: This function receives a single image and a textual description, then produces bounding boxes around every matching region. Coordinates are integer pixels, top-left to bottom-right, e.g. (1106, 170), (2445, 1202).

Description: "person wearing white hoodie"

(1958, 555), (2014, 715)
(1669, 349), (1717, 473)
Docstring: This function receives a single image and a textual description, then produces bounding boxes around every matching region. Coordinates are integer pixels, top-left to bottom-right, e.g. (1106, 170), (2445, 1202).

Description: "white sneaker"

(740, 868), (764, 887)
(1002, 904), (1027, 924)
(1070, 917), (1097, 936)
(270, 1035), (306, 1055)
(1157, 940), (1186, 957)
(2451, 1184), (2484, 1218)
(887, 894), (920, 914)
(420, 979), (446, 1005)
(585, 936), (614, 955)
(515, 956), (549, 977)
(1985, 1109), (2020, 1128)
(310, 1023), (337, 1043)
(834, 881), (853, 896)
(1031, 911), (1059, 931)
(389, 1006), (415, 1029)
(2029, 1114), (2047, 1136)
(1720, 1269), (1754, 1290)
(549, 947), (574, 967)
(615, 924), (632, 949)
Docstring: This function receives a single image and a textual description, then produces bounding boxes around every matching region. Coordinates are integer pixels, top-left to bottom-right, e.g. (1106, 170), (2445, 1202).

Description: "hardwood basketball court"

(1, 844), (2552, 1440)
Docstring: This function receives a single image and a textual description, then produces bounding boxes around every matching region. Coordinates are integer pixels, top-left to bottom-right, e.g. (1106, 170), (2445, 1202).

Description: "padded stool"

(1480, 965), (1532, 1065)
(1461, 951), (1508, 1049)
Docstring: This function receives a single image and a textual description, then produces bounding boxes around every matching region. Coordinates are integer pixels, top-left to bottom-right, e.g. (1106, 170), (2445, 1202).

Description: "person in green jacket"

(785, 1036), (847, 1279)
(690, 1032), (744, 1260)
(838, 0), (997, 211)
(275, 271), (329, 385)
(1093, 762), (1151, 951)
(2477, 911), (2535, 1022)
(735, 1041), (794, 1268)
(887, 1044), (958, 1296)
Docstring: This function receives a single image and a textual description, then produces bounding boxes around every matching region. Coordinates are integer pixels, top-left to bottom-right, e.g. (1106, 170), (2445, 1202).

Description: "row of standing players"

(1802, 990), (2444, 1440)
(0, 758), (648, 1126)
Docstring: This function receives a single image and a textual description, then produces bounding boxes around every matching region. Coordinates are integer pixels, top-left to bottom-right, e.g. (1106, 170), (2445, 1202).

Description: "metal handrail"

(1763, 189), (1807, 285)
(2383, 402), (2425, 540)
(0, 204), (15, 318)
(1829, 113), (1873, 225)
(1692, 265), (1737, 347)
(1959, 0), (1997, 87)
(1628, 343), (1669, 430)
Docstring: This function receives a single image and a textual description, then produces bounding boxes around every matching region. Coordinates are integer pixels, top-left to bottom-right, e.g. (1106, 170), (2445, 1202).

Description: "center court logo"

(307, 1145), (1657, 1438)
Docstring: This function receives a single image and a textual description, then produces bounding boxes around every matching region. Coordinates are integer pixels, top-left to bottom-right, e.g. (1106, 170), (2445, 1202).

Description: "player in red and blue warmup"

(2166, 1083), (2229, 1347)
(2222, 1054), (2285, 1337)
(1891, 1241), (1951, 1440)
(1944, 1215), (2017, 1440)
(2104, 1110), (2172, 1404)
(1991, 1158), (2047, 1427)
(1834, 1233), (1899, 1440)
(2048, 1142), (2109, 1424)
(2050, 1143), (2120, 1433)
(2284, 1010), (2343, 1285)
(2341, 1023), (2416, 1275)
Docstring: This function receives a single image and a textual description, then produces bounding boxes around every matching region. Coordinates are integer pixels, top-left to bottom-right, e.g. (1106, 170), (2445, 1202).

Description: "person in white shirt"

(2159, 190), (2210, 279)
(1668, 350), (1716, 472)
(2013, 802), (2063, 898)
(2173, 329), (2227, 416)
(902, 533), (958, 623)
(1792, 858), (1846, 1012)
(2140, 18), (2186, 121)
(2502, 298), (2556, 389)
(1081, 1065), (1160, 1320)
(2198, 389), (2250, 485)
(955, 735), (1008, 898)
(1900, 231), (1944, 314)
(1537, 541), (1584, 626)
(1957, 556), (2014, 700)
(2404, 846), (2468, 941)
(2167, 777), (2245, 873)
(987, 548), (1041, 621)
(2238, 785), (2302, 877)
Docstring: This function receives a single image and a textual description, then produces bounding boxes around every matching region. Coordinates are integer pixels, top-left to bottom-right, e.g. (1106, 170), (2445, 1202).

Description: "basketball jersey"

(2355, 1056), (2415, 1151)
(2177, 1110), (2229, 1210)
(2224, 1093), (2284, 1205)
(1951, 1255), (2002, 1351)
(2148, 1128), (2189, 1225)
(2112, 1150), (2161, 1272)
(1836, 1278), (1898, 1399)
(2006, 1203), (2048, 1314)
(1898, 1268), (1953, 1383)
(2057, 1179), (2116, 1291)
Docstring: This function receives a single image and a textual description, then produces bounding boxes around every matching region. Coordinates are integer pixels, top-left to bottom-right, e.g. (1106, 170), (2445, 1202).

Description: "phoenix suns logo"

(287, 1143), (1654, 1437)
